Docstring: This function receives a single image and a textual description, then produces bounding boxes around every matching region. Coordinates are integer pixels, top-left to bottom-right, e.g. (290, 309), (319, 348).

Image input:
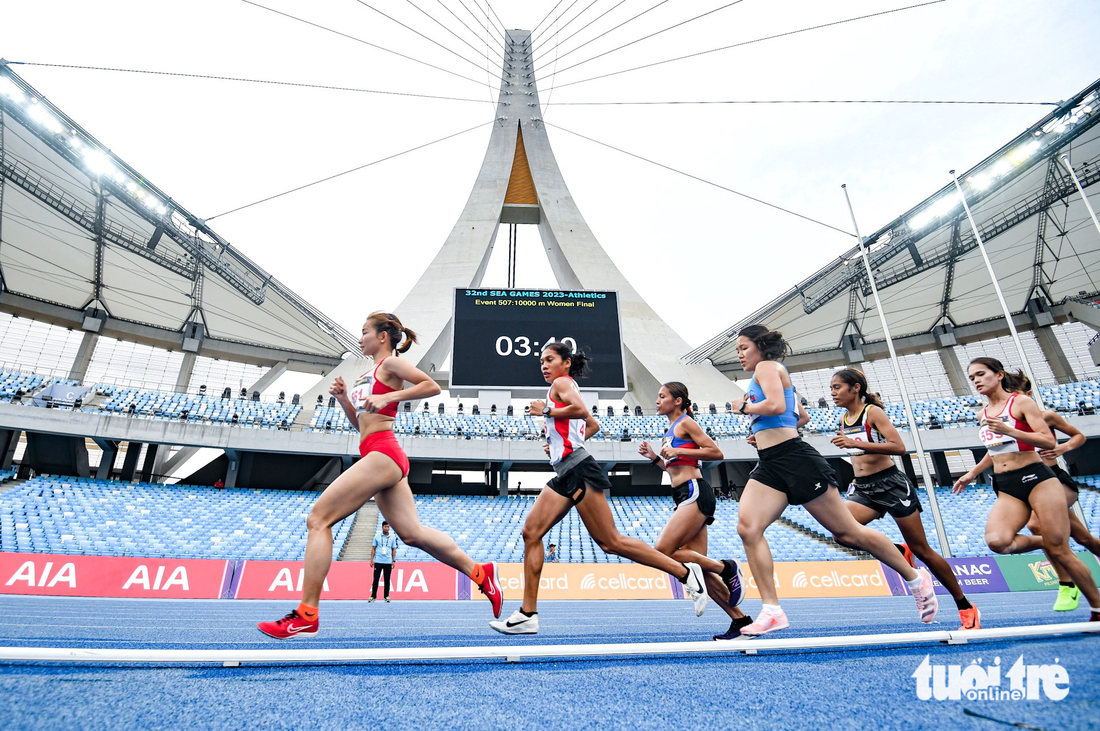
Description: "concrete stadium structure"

(0, 42), (1099, 532)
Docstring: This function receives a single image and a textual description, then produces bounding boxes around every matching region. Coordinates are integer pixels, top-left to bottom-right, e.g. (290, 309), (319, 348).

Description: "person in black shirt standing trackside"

(370, 521), (399, 603)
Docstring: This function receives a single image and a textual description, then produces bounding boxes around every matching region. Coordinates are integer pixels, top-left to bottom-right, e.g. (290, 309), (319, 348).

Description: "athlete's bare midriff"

(753, 426), (799, 451)
(358, 413), (396, 439)
(991, 450), (1042, 474)
(851, 452), (895, 478)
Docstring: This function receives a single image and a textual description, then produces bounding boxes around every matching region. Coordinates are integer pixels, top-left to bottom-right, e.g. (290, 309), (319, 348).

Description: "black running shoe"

(714, 615), (753, 641)
(720, 559), (746, 607)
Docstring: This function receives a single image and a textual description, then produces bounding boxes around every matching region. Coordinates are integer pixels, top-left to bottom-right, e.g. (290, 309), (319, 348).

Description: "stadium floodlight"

(82, 149), (117, 178)
(0, 76), (25, 102)
(27, 101), (63, 134)
(1006, 140), (1040, 165)
(907, 191), (962, 231)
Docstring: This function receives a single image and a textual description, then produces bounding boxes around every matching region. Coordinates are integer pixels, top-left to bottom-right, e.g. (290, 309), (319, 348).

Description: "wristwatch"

(738, 400), (748, 414)
(542, 406), (552, 417)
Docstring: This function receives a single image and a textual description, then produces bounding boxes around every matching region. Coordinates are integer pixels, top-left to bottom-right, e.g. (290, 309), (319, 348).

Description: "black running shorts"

(992, 462), (1057, 504)
(1051, 464), (1080, 495)
(547, 453), (612, 504)
(671, 478), (716, 525)
(748, 438), (838, 506)
(847, 465), (922, 519)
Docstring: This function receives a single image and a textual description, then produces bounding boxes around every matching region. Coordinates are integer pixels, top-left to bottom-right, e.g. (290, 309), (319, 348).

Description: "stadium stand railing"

(2, 364), (1097, 437)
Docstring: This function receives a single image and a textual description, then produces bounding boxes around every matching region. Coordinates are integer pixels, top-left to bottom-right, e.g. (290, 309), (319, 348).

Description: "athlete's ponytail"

(543, 341), (591, 379)
(737, 324), (789, 361)
(663, 381), (693, 418)
(368, 311), (418, 355)
(832, 368), (885, 408)
(969, 357), (1029, 393)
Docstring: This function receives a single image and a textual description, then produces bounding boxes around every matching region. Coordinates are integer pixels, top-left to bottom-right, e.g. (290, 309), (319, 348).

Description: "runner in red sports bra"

(258, 312), (505, 639)
(961, 384), (1099, 613)
(953, 357), (1100, 622)
(639, 381), (753, 641)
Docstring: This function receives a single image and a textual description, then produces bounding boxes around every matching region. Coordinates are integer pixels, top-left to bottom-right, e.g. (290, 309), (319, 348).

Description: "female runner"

(639, 382), (751, 641)
(951, 357), (1099, 622)
(490, 343), (709, 634)
(733, 325), (937, 636)
(258, 312), (503, 638)
(829, 368), (980, 630)
(960, 380), (1100, 612)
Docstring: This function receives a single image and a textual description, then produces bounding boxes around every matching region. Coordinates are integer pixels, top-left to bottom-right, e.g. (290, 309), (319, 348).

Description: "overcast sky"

(3, 0), (1099, 352)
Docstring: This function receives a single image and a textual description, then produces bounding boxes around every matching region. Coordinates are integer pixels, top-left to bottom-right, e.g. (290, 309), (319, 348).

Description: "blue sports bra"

(660, 414), (699, 468)
(747, 364), (799, 434)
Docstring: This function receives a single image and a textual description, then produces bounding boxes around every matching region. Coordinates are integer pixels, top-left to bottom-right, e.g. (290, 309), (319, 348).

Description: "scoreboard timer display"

(450, 288), (626, 391)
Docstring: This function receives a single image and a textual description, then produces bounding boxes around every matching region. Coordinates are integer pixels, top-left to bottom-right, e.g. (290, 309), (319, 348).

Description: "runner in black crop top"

(830, 368), (980, 629)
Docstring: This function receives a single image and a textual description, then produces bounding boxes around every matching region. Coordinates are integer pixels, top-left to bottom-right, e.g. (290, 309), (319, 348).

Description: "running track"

(0, 592), (1096, 730)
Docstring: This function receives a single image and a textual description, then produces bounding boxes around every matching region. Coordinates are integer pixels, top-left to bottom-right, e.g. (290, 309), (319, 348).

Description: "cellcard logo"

(581, 574), (596, 590)
(792, 571), (808, 589)
(912, 655), (1069, 701)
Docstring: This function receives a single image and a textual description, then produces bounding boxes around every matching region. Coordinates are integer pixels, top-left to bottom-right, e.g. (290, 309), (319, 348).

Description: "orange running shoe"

(958, 605), (981, 630)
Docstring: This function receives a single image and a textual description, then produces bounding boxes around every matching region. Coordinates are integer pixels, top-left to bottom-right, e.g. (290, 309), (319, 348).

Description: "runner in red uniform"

(258, 312), (503, 639)
(953, 357), (1100, 622)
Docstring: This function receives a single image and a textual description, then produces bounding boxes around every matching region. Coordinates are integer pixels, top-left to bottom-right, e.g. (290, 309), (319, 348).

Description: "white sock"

(1091, 606), (1100, 613)
(905, 573), (924, 589)
(762, 603), (782, 615)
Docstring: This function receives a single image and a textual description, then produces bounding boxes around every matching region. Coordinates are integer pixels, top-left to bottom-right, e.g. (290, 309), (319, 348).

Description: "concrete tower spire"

(311, 29), (735, 407)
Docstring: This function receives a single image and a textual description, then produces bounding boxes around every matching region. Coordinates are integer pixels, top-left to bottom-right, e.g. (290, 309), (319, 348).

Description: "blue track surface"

(0, 592), (1097, 730)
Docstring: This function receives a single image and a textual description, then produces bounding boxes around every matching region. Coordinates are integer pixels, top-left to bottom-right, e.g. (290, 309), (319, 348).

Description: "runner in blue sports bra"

(731, 324), (938, 636)
(639, 382), (752, 640)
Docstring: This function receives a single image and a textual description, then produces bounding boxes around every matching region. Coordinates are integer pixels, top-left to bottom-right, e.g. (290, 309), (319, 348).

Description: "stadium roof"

(687, 76), (1100, 377)
(0, 64), (357, 370)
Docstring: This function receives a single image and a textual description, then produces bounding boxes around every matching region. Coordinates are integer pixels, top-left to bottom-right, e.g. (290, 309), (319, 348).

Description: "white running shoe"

(490, 609), (539, 635)
(912, 567), (939, 623)
(682, 562), (709, 616)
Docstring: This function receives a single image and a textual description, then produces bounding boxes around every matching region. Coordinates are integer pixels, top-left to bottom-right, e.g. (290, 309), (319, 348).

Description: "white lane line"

(1, 622), (1096, 664)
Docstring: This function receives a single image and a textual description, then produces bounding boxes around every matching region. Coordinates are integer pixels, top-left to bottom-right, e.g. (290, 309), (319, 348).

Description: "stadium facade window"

(1053, 322), (1100, 381)
(955, 331), (1056, 386)
(0, 313), (84, 378)
(187, 356), (268, 399)
(85, 338), (184, 392)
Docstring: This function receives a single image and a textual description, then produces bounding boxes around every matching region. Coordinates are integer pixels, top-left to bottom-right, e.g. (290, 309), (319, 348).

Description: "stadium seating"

(0, 473), (1096, 563)
(91, 385), (300, 428)
(378, 494), (851, 564)
(0, 476), (351, 560)
(0, 368), (79, 402)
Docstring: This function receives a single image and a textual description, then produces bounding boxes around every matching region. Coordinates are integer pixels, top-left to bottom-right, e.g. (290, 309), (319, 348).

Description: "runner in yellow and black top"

(829, 368), (980, 630)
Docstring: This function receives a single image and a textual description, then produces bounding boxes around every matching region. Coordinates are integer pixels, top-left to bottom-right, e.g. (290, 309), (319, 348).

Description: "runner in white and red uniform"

(258, 311), (503, 639)
(963, 383), (1100, 613)
(954, 357), (1100, 622)
(490, 342), (709, 635)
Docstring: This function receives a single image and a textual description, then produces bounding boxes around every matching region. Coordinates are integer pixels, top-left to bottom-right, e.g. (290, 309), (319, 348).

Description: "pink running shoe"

(912, 568), (939, 623)
(739, 609), (789, 637)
